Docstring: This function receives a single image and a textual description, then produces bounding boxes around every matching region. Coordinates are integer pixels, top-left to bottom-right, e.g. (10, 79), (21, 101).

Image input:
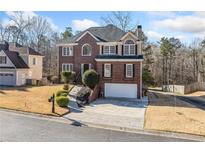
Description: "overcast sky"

(1, 11), (205, 44)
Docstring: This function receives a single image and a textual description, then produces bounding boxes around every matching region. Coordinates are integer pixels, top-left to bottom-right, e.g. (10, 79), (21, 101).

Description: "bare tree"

(101, 12), (135, 31)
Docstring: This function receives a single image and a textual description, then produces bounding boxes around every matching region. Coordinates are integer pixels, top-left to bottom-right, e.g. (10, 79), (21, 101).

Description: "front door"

(81, 64), (91, 75)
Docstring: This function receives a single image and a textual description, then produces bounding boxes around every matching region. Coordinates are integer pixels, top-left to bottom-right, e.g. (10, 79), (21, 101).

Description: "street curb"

(73, 119), (205, 142)
(1, 108), (205, 141)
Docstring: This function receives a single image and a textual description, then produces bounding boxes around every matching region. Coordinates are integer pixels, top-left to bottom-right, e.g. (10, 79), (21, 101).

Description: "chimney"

(135, 25), (142, 39)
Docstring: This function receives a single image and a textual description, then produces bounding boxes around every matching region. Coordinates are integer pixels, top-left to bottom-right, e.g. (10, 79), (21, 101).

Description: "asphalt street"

(0, 109), (194, 142)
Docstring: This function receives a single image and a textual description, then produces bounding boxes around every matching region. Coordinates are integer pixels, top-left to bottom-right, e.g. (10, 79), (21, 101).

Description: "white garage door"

(105, 83), (137, 98)
(0, 72), (16, 86)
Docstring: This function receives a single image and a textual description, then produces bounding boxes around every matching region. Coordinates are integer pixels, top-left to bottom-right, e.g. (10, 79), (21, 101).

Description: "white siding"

(16, 69), (29, 86)
(0, 50), (15, 67)
(28, 55), (43, 80)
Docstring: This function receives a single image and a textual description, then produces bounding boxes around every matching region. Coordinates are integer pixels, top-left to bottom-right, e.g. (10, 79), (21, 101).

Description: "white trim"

(104, 63), (111, 78)
(56, 43), (78, 46)
(140, 61), (142, 99)
(76, 31), (100, 42)
(126, 64), (133, 78)
(97, 42), (121, 45)
(62, 46), (73, 56)
(81, 63), (91, 75)
(123, 39), (136, 56)
(120, 32), (139, 41)
(95, 59), (143, 62)
(81, 43), (92, 56)
(103, 45), (116, 55)
(62, 63), (73, 72)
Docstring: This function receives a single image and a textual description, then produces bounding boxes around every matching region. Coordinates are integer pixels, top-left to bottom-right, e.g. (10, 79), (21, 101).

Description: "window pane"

(110, 46), (116, 54)
(104, 46), (109, 54)
(104, 64), (111, 77)
(83, 44), (92, 56)
(130, 45), (135, 55)
(126, 64), (133, 77)
(124, 45), (129, 55)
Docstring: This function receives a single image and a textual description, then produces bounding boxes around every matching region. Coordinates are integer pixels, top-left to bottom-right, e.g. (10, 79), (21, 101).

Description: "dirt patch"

(145, 91), (205, 136)
(0, 85), (70, 116)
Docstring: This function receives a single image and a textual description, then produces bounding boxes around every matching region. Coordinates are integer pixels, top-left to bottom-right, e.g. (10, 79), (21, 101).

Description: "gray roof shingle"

(58, 24), (127, 44)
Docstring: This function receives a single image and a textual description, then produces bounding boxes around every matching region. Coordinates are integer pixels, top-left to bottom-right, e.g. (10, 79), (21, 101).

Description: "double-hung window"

(124, 40), (135, 55)
(126, 64), (134, 78)
(62, 46), (73, 56)
(103, 45), (116, 55)
(0, 56), (7, 64)
(104, 64), (111, 78)
(62, 63), (73, 72)
(82, 44), (92, 56)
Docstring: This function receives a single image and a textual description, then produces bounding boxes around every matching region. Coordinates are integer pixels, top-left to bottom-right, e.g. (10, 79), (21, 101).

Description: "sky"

(1, 11), (205, 44)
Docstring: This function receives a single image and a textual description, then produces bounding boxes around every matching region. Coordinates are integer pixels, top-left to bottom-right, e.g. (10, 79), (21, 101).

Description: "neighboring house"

(57, 24), (144, 99)
(0, 41), (43, 86)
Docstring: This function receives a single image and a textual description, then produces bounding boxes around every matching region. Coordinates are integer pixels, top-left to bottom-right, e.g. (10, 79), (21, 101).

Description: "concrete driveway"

(65, 97), (148, 130)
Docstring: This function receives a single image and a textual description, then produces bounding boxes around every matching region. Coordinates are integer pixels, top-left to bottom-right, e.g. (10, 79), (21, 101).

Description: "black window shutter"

(116, 45), (118, 55)
(59, 46), (62, 56)
(135, 45), (138, 55)
(102, 64), (104, 77)
(124, 64), (126, 78)
(101, 46), (104, 55)
(111, 64), (113, 77)
(133, 64), (135, 77)
(122, 45), (124, 55)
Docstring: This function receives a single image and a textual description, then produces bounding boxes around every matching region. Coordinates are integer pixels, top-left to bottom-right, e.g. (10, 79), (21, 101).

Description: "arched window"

(81, 44), (92, 56)
(124, 39), (135, 55)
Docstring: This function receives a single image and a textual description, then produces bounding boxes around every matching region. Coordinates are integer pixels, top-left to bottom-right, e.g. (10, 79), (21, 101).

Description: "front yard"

(0, 85), (70, 116)
(145, 91), (205, 136)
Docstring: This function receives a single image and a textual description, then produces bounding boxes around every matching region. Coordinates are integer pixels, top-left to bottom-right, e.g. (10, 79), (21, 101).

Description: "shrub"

(56, 96), (69, 107)
(61, 71), (72, 84)
(63, 84), (69, 90)
(82, 69), (99, 89)
(56, 90), (68, 97)
(50, 76), (58, 84)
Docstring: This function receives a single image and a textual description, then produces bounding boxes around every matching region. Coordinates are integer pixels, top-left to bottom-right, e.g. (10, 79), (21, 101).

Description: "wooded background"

(1, 12), (205, 86)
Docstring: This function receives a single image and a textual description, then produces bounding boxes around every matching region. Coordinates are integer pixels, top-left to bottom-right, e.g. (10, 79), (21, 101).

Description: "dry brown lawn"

(0, 85), (70, 116)
(145, 91), (205, 136)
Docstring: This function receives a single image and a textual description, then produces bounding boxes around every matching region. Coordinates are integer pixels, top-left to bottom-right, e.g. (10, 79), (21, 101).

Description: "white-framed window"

(62, 46), (73, 56)
(126, 64), (133, 78)
(124, 40), (135, 55)
(0, 56), (6, 64)
(104, 63), (111, 78)
(103, 45), (116, 55)
(62, 63), (73, 72)
(81, 44), (92, 56)
(32, 58), (36, 65)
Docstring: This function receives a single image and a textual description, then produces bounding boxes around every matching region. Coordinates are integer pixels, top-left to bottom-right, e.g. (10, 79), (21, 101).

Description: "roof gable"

(2, 50), (29, 69)
(75, 31), (100, 42)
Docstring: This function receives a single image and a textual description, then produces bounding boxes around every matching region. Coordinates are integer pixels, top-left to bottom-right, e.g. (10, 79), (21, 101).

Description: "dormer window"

(82, 44), (92, 56)
(62, 46), (73, 56)
(0, 56), (6, 64)
(103, 45), (116, 55)
(124, 40), (135, 55)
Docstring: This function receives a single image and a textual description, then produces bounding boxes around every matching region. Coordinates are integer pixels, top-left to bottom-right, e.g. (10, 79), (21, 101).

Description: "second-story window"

(32, 58), (36, 65)
(103, 45), (116, 55)
(124, 40), (135, 55)
(82, 44), (92, 56)
(62, 46), (73, 56)
(0, 56), (7, 64)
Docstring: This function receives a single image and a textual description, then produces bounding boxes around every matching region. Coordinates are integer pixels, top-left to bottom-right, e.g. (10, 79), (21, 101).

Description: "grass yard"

(0, 85), (71, 116)
(145, 91), (205, 136)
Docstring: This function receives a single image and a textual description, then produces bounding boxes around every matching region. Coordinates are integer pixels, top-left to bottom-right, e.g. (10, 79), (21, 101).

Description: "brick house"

(57, 24), (144, 99)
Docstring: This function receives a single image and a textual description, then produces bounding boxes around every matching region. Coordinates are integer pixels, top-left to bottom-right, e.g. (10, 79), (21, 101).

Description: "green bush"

(82, 69), (99, 89)
(56, 96), (69, 107)
(61, 71), (72, 84)
(63, 84), (69, 90)
(56, 90), (68, 97)
(50, 75), (58, 83)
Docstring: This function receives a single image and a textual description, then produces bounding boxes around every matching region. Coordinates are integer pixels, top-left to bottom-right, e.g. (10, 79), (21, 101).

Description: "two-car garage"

(104, 83), (138, 98)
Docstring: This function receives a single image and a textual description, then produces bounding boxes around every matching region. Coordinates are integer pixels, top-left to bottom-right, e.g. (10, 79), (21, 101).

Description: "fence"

(162, 82), (205, 94)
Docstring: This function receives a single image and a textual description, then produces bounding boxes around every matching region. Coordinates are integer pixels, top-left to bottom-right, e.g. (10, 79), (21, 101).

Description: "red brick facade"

(96, 61), (142, 99)
(59, 33), (99, 75)
(58, 32), (142, 99)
